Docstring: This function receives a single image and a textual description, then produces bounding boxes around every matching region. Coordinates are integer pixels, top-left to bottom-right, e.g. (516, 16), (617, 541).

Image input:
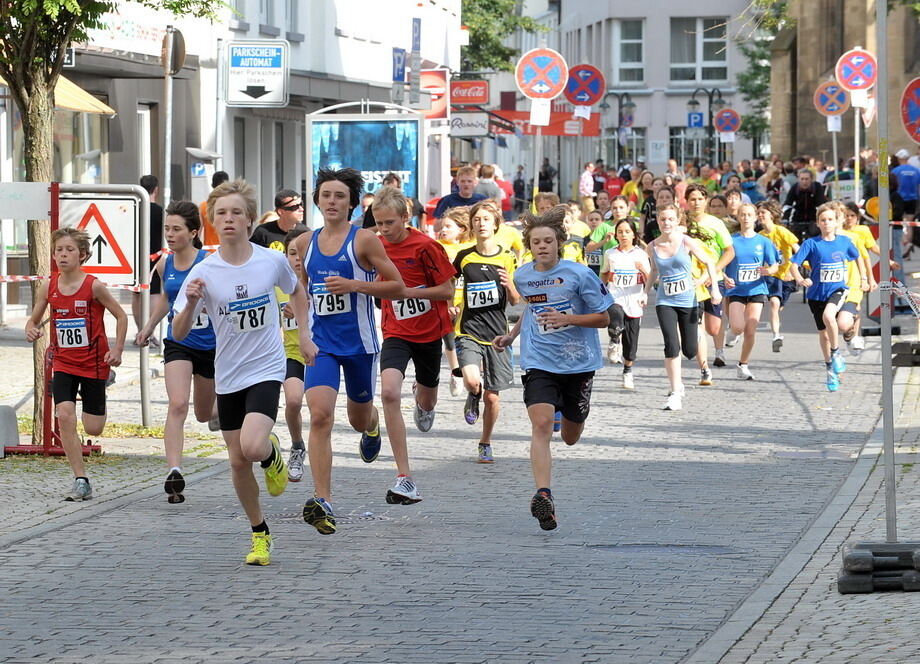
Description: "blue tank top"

(304, 225), (379, 355)
(164, 249), (216, 350)
(653, 237), (696, 308)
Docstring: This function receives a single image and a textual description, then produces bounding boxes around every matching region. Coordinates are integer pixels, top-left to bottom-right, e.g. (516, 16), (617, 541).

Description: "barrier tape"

(0, 274), (149, 292)
(149, 244), (220, 261)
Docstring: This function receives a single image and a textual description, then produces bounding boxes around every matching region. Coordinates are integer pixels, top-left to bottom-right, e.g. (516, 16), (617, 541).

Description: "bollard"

(0, 404), (16, 458)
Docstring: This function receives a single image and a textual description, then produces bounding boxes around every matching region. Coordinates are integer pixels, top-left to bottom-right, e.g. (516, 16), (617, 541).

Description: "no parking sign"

(713, 108), (741, 142)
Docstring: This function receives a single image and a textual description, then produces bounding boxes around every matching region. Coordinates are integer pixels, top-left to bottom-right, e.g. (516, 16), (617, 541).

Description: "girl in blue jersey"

(494, 207), (612, 531)
(722, 203), (779, 380)
(136, 201), (216, 503)
(790, 203), (864, 392)
(644, 204), (721, 411)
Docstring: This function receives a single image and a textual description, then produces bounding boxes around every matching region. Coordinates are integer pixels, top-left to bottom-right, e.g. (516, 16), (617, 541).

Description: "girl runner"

(438, 207), (472, 396)
(645, 204), (721, 411)
(493, 207), (612, 531)
(756, 200), (799, 352)
(26, 228), (128, 501)
(136, 201), (217, 503)
(584, 209), (605, 275)
(600, 218), (651, 389)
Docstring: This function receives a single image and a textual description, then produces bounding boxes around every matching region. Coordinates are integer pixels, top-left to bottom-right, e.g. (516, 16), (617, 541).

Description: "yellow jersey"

(759, 225), (800, 281)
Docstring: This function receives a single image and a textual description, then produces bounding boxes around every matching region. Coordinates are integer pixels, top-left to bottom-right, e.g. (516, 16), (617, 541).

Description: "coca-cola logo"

(451, 80), (490, 104)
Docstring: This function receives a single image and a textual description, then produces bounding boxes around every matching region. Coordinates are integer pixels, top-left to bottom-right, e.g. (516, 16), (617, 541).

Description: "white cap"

(896, 148), (910, 159)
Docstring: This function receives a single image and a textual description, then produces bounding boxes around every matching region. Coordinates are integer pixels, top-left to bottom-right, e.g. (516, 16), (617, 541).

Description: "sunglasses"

(279, 201), (303, 211)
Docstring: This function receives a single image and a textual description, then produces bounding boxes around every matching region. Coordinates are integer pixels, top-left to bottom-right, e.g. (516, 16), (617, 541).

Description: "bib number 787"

(229, 294), (272, 333)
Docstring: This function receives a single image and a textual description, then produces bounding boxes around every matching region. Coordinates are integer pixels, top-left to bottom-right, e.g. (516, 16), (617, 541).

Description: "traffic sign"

(226, 40), (289, 107)
(713, 108), (741, 133)
(687, 112), (704, 128)
(835, 48), (877, 91)
(59, 196), (138, 285)
(814, 81), (850, 116)
(515, 47), (568, 100)
(901, 76), (920, 145)
(392, 48), (406, 82)
(563, 64), (605, 106)
(620, 111), (634, 128)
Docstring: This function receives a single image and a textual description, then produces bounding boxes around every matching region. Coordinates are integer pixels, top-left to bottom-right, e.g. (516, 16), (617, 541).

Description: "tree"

(0, 0), (221, 445)
(460, 0), (545, 73)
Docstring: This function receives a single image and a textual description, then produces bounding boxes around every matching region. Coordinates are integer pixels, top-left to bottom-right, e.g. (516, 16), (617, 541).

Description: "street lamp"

(687, 87), (725, 165)
(599, 92), (636, 165)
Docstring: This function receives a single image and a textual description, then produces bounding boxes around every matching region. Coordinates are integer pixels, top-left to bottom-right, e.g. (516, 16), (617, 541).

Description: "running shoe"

(359, 425), (382, 463)
(105, 370), (116, 387)
(412, 384), (436, 432)
(725, 331), (739, 347)
(699, 367), (713, 386)
(530, 490), (557, 531)
(772, 336), (784, 353)
(263, 433), (288, 497)
(65, 477), (92, 502)
(852, 335), (866, 352)
(663, 392), (683, 411)
(607, 341), (623, 364)
(207, 415), (221, 432)
(449, 373), (463, 397)
(553, 410), (562, 432)
(245, 532), (272, 566)
(713, 349), (726, 368)
(736, 364), (754, 381)
(843, 327), (856, 343)
(164, 469), (185, 504)
(477, 443), (494, 464)
(386, 475), (423, 505)
(288, 448), (306, 482)
(464, 389), (482, 425)
(831, 352), (847, 375)
(622, 372), (634, 390)
(303, 497), (336, 534)
(826, 370), (840, 392)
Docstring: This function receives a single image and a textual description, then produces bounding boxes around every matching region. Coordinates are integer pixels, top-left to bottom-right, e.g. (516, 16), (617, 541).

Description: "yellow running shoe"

(263, 432), (288, 497)
(245, 531), (272, 566)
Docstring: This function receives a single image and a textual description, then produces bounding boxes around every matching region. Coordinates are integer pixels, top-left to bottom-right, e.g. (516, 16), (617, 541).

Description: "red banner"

(450, 79), (490, 105)
(490, 110), (600, 137)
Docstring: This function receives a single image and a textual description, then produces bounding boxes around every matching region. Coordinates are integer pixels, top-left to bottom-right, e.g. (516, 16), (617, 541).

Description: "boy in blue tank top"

(292, 168), (406, 535)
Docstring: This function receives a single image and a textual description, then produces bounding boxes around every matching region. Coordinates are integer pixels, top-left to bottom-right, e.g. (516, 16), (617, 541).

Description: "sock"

(826, 361), (833, 370)
(738, 363), (747, 367)
(291, 440), (305, 451)
(251, 521), (269, 535)
(451, 368), (463, 378)
(75, 476), (89, 483)
(168, 466), (182, 475)
(623, 366), (632, 374)
(260, 444), (277, 469)
(365, 420), (379, 438)
(831, 347), (839, 355)
(537, 487), (552, 497)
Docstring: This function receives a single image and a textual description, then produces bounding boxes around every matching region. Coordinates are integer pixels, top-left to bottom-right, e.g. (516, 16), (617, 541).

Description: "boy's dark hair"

(165, 200), (203, 249)
(274, 188), (300, 209)
(283, 227), (308, 251)
(684, 183), (709, 201)
(211, 171), (230, 188)
(522, 207), (567, 258)
(313, 167), (365, 213)
(139, 174), (158, 195)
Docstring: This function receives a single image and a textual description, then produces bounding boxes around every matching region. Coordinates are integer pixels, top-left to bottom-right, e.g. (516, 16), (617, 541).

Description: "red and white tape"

(0, 274), (149, 292)
(149, 244), (220, 261)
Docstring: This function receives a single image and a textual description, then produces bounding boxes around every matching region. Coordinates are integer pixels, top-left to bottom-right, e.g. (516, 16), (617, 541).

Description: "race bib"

(587, 251), (603, 266)
(311, 283), (351, 316)
(229, 293), (271, 333)
(466, 280), (499, 309)
(737, 263), (761, 283)
(661, 273), (690, 297)
(393, 297), (431, 320)
(279, 303), (298, 331)
(192, 311), (210, 330)
(55, 318), (88, 348)
(532, 302), (574, 335)
(820, 266), (844, 283)
(613, 269), (638, 288)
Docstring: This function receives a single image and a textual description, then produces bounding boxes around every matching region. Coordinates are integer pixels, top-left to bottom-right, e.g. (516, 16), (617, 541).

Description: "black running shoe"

(164, 469), (185, 504)
(464, 389), (481, 425)
(530, 490), (557, 531)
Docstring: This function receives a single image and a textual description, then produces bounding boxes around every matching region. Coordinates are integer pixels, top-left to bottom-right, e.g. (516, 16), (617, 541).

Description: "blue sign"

(191, 162), (207, 177)
(412, 17), (421, 52)
(687, 112), (704, 128)
(392, 48), (406, 82)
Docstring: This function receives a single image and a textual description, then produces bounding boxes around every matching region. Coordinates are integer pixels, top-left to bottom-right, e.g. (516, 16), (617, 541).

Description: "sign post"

(836, 47), (878, 204)
(814, 81), (850, 184)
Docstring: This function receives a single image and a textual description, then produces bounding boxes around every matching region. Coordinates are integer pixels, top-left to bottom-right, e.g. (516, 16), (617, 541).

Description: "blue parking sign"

(687, 112), (704, 128)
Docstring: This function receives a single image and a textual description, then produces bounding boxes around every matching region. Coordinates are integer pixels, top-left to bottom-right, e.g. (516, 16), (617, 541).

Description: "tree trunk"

(23, 80), (54, 446)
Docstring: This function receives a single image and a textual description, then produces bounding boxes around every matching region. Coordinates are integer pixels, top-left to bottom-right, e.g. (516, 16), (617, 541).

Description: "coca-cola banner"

(451, 80), (490, 105)
(491, 110), (600, 137)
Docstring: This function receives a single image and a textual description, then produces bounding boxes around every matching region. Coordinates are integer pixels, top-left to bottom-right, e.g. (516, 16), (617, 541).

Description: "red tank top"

(48, 273), (109, 379)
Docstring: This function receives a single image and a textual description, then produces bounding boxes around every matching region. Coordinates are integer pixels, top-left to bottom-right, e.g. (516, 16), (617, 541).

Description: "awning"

(0, 74), (116, 116)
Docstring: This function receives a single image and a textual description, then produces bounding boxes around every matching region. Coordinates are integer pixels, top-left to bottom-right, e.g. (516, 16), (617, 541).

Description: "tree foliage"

(460, 0), (545, 73)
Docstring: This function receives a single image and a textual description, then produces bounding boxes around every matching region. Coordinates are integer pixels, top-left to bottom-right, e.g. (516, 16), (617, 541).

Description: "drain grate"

(585, 543), (743, 555)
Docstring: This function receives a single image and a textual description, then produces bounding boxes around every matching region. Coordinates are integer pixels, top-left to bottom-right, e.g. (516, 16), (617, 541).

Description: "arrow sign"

(901, 77), (920, 145)
(241, 85), (270, 99)
(226, 40), (289, 107)
(515, 47), (568, 100)
(91, 235), (107, 263)
(563, 64), (606, 107)
(813, 81), (850, 116)
(835, 48), (877, 91)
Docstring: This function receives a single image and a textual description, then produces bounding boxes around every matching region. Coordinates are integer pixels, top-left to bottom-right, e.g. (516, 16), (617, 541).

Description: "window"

(670, 17), (728, 83)
(259, 0), (274, 25)
(286, 0), (298, 32)
(669, 126), (726, 168)
(274, 122), (284, 194)
(234, 117), (246, 179)
(613, 20), (644, 84)
(604, 127), (647, 169)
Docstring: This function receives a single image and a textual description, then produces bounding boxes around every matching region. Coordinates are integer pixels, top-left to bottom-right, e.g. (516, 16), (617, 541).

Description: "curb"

(683, 367), (911, 664)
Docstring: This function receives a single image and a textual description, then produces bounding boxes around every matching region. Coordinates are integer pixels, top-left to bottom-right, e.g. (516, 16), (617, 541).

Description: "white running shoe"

(713, 349), (726, 367)
(736, 363), (754, 380)
(852, 335), (865, 351)
(386, 475), (422, 505)
(65, 478), (93, 502)
(288, 448), (306, 482)
(725, 331), (739, 347)
(772, 336), (784, 353)
(413, 402), (436, 432)
(622, 372), (634, 390)
(449, 374), (463, 397)
(663, 392), (682, 411)
(607, 341), (623, 364)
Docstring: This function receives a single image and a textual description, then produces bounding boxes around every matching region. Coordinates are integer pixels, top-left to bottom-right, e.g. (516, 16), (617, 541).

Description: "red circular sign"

(713, 108), (741, 133)
(563, 64), (606, 106)
(835, 48), (878, 91)
(515, 47), (568, 100)
(813, 81), (850, 117)
(901, 76), (920, 145)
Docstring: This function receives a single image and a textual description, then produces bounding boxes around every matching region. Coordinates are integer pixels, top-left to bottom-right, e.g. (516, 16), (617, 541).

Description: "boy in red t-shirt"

(25, 228), (128, 501)
(374, 187), (456, 505)
(604, 168), (624, 199)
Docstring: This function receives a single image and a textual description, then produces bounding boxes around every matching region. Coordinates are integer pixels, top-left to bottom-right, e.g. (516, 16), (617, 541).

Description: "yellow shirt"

(759, 225), (800, 281)
(495, 224), (524, 256)
(569, 219), (591, 240)
(440, 239), (474, 307)
(275, 287), (304, 364)
(840, 229), (869, 304)
(692, 242), (719, 302)
(848, 224), (877, 251)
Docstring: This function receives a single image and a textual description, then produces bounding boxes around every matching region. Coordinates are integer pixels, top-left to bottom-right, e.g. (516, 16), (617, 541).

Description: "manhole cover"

(585, 543), (742, 555)
(235, 512), (393, 524)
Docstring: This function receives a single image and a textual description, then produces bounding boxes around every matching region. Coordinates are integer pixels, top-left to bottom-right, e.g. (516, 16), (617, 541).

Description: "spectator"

(363, 172), (426, 229)
(665, 158), (684, 181)
(250, 188), (307, 250)
(474, 163), (503, 203)
(512, 165), (526, 215)
(433, 165), (486, 219)
(134, 174), (164, 339)
(783, 169), (827, 240)
(579, 161), (596, 212)
(493, 166), (515, 221)
(592, 159), (608, 194)
(198, 170), (229, 248)
(892, 148), (920, 222)
(538, 158), (557, 192)
(604, 167), (625, 199)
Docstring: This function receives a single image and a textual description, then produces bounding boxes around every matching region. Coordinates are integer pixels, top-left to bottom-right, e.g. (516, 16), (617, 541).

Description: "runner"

(756, 200), (799, 352)
(584, 209), (605, 275)
(644, 204), (721, 410)
(600, 218), (651, 389)
(722, 203), (779, 380)
(292, 167), (405, 534)
(25, 228), (128, 502)
(493, 207), (612, 530)
(374, 186), (455, 504)
(436, 207), (472, 396)
(841, 202), (887, 353)
(172, 178), (309, 566)
(453, 199), (520, 463)
(534, 191), (560, 215)
(829, 201), (873, 355)
(135, 201), (216, 503)
(789, 202), (864, 392)
(277, 228), (309, 482)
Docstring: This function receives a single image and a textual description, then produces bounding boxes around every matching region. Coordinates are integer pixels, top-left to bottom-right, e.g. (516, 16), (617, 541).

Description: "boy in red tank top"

(25, 228), (128, 501)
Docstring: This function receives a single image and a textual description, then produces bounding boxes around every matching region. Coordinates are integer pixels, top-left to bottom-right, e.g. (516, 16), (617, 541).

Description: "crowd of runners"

(25, 153), (908, 565)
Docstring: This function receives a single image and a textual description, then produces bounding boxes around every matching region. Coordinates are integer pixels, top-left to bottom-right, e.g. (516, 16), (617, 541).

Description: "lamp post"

(687, 87), (725, 165)
(599, 92), (637, 166)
